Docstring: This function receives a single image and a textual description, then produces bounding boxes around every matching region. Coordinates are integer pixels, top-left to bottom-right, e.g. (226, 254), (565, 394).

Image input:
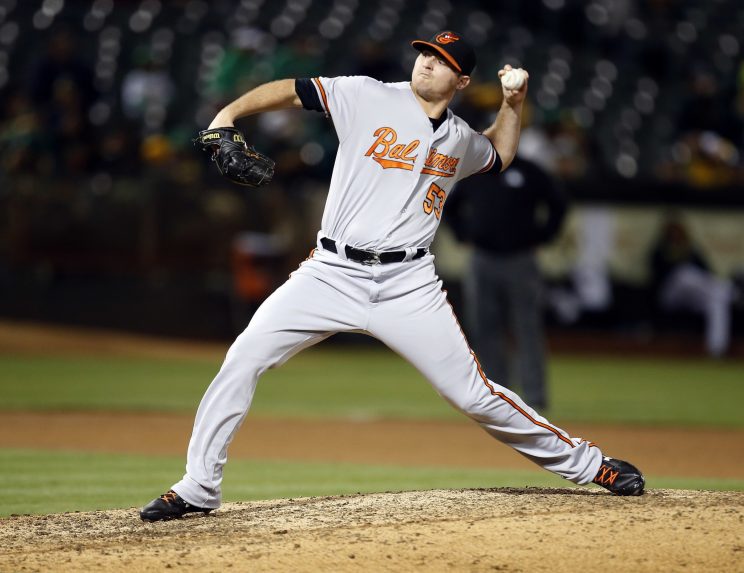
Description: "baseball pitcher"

(141, 31), (644, 521)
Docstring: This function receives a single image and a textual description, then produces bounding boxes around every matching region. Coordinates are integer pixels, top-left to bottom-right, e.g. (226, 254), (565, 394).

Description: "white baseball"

(501, 68), (526, 90)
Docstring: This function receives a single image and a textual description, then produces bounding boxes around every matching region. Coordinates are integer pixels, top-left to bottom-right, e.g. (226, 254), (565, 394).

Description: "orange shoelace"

(160, 491), (179, 504)
(594, 464), (619, 486)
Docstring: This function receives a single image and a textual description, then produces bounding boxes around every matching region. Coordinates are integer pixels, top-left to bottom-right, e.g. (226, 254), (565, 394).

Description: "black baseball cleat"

(140, 490), (212, 522)
(593, 456), (645, 496)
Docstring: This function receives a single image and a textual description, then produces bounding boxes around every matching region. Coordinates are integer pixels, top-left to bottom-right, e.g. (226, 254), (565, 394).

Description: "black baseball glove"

(194, 127), (275, 187)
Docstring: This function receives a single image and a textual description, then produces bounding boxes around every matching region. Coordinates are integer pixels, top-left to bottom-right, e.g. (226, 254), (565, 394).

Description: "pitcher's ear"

(456, 75), (471, 90)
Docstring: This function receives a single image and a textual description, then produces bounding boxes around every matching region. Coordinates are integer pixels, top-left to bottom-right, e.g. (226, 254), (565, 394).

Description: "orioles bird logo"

(436, 32), (460, 44)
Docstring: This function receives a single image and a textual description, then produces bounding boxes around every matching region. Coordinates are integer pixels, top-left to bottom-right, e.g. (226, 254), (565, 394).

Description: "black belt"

(320, 237), (427, 265)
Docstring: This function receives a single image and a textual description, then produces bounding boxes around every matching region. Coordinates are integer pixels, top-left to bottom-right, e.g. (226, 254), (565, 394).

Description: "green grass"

(2, 347), (741, 518)
(547, 356), (744, 426)
(1, 348), (743, 426)
(1, 449), (741, 517)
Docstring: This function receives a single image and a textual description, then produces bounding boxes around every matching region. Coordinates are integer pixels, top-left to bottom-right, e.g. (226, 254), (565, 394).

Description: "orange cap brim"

(411, 40), (463, 74)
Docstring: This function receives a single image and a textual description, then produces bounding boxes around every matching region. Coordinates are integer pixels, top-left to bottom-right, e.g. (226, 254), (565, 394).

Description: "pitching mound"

(2, 488), (742, 572)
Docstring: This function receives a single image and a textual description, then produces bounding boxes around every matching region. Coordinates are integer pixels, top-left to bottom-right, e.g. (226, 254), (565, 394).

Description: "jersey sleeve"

(458, 130), (502, 180)
(295, 78), (324, 112)
(310, 76), (368, 143)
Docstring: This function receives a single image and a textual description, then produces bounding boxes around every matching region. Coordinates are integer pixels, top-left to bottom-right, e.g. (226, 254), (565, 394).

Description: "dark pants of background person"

(463, 248), (547, 410)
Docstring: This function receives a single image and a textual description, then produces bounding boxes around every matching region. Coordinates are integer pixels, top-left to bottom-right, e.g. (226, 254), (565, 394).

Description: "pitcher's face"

(411, 50), (469, 101)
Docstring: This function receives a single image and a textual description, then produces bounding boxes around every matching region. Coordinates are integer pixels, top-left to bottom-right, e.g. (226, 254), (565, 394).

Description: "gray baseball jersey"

(312, 76), (497, 251)
(172, 77), (602, 509)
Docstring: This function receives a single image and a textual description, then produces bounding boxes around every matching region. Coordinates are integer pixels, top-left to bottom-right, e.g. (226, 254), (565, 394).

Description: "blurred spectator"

(445, 155), (568, 410)
(658, 66), (744, 188)
(211, 30), (323, 101)
(210, 27), (267, 100)
(121, 48), (175, 133)
(141, 133), (175, 167)
(29, 27), (96, 113)
(659, 130), (742, 188)
(518, 106), (592, 181)
(0, 90), (43, 176)
(27, 26), (97, 176)
(97, 121), (141, 176)
(677, 67), (742, 144)
(737, 59), (744, 123)
(549, 116), (593, 181)
(649, 215), (738, 357)
(269, 35), (324, 79)
(48, 76), (96, 175)
(546, 207), (616, 326)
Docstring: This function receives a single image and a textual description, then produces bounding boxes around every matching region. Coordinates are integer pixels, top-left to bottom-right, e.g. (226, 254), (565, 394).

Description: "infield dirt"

(2, 488), (743, 572)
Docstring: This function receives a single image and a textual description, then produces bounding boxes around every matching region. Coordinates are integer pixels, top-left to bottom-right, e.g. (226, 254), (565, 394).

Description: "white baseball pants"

(173, 246), (603, 509)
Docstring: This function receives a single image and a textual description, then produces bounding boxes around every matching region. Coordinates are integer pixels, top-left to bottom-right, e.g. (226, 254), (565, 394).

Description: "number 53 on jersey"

(423, 182), (447, 219)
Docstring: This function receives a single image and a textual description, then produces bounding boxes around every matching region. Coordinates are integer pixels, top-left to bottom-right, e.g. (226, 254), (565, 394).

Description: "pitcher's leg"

(369, 284), (602, 485)
(173, 269), (364, 508)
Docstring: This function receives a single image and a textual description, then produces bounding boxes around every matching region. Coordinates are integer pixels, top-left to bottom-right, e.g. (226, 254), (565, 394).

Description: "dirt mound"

(2, 488), (742, 572)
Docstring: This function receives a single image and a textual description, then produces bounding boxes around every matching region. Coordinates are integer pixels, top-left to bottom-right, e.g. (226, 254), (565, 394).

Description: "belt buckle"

(362, 251), (381, 265)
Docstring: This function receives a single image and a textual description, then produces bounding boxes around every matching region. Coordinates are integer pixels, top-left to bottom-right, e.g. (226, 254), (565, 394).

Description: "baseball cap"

(411, 31), (476, 76)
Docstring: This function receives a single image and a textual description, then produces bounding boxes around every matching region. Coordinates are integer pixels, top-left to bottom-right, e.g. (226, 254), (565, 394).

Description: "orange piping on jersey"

(312, 78), (330, 114)
(443, 292), (576, 449)
(421, 167), (454, 177)
(493, 392), (575, 448)
(373, 157), (415, 170)
(476, 146), (498, 174)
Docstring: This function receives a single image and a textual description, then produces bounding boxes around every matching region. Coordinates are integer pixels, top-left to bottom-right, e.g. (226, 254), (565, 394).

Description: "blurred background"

(0, 0), (743, 356)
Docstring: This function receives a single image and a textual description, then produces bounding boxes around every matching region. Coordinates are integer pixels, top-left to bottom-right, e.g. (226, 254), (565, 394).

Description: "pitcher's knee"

(226, 328), (260, 357)
(218, 353), (270, 383)
(225, 327), (278, 364)
(450, 392), (498, 422)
